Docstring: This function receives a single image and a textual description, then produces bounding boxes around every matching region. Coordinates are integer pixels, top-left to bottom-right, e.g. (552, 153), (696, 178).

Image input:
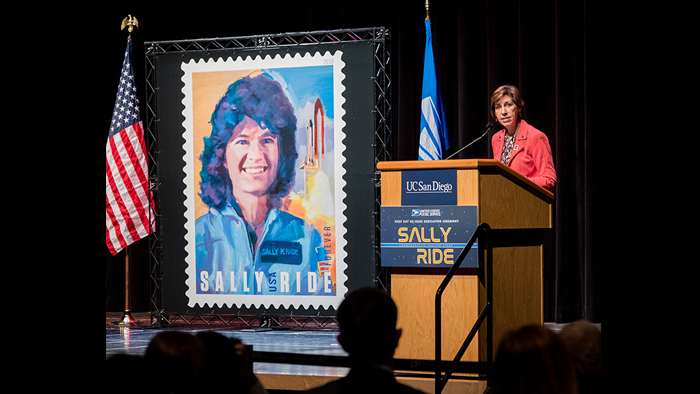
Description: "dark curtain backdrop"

(101, 0), (602, 323)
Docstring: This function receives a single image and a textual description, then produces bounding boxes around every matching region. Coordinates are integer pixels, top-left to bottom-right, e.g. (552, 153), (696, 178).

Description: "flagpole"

(114, 14), (140, 328)
(425, 0), (430, 20)
(115, 248), (137, 327)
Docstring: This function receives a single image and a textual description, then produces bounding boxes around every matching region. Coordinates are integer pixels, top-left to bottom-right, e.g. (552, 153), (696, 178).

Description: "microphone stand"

(444, 123), (493, 160)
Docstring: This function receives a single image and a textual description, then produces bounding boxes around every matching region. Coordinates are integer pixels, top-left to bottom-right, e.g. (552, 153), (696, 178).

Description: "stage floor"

(106, 313), (350, 378)
(106, 312), (597, 393)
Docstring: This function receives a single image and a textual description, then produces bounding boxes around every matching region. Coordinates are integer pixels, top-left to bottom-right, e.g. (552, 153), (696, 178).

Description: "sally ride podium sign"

(380, 169), (478, 268)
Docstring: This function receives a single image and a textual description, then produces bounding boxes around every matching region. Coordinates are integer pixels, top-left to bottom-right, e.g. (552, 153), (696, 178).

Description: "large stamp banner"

(180, 52), (348, 309)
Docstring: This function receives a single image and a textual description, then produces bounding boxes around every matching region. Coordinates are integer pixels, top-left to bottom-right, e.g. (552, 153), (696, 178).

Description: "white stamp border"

(180, 51), (348, 310)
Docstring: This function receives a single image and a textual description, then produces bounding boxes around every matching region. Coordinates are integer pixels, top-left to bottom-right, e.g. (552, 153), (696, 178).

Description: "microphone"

(444, 123), (493, 160)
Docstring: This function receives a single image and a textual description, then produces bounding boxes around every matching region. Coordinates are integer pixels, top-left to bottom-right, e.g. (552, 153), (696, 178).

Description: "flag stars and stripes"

(109, 60), (140, 135)
(106, 39), (153, 256)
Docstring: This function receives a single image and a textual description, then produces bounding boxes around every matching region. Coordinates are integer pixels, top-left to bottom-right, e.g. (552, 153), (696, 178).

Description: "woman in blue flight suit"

(195, 73), (330, 296)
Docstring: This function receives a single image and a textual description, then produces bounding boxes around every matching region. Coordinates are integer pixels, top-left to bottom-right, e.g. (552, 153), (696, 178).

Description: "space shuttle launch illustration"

(299, 98), (325, 171)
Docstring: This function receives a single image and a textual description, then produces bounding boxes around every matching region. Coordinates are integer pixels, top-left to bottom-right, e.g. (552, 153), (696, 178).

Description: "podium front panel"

(378, 160), (551, 362)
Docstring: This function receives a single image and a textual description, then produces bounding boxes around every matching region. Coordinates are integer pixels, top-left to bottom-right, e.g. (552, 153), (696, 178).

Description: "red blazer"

(491, 120), (557, 192)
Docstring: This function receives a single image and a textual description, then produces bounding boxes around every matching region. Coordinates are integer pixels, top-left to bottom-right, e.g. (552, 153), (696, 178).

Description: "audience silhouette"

(143, 331), (205, 394)
(558, 320), (601, 394)
(195, 331), (267, 394)
(106, 330), (267, 394)
(492, 324), (579, 394)
(305, 286), (426, 394)
(107, 300), (600, 394)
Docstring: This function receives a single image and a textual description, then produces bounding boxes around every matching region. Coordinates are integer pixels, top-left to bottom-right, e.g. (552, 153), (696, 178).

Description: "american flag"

(106, 38), (153, 255)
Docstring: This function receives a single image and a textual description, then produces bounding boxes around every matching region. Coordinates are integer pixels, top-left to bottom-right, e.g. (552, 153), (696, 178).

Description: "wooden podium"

(376, 159), (554, 362)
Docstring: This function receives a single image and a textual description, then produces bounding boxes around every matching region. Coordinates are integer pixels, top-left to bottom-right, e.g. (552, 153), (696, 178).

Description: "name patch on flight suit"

(259, 241), (303, 265)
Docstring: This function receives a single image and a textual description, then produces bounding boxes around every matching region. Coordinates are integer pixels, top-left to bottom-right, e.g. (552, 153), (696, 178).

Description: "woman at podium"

(490, 85), (557, 192)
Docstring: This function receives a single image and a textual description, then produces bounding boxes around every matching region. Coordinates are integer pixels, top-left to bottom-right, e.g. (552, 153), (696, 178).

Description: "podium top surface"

(376, 159), (554, 203)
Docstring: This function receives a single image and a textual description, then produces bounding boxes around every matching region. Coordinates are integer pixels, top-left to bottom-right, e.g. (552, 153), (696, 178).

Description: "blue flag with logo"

(418, 18), (449, 161)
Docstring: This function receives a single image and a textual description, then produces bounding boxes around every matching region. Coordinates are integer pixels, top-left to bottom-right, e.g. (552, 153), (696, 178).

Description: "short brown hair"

(490, 84), (526, 122)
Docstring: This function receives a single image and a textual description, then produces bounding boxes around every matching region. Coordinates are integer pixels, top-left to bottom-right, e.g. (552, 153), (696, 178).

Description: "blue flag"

(418, 18), (449, 161)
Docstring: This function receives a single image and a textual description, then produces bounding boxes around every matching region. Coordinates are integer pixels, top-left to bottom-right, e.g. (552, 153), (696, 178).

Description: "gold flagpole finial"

(121, 15), (139, 38)
(425, 0), (430, 20)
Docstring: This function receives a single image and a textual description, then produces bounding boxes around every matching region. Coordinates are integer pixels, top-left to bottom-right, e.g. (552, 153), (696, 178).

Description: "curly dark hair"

(199, 73), (298, 210)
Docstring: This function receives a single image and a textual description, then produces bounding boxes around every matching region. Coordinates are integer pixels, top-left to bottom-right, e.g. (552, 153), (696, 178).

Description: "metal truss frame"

(143, 27), (392, 327)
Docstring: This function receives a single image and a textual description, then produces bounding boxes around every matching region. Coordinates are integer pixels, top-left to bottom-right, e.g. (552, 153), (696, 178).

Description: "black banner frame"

(143, 28), (392, 327)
